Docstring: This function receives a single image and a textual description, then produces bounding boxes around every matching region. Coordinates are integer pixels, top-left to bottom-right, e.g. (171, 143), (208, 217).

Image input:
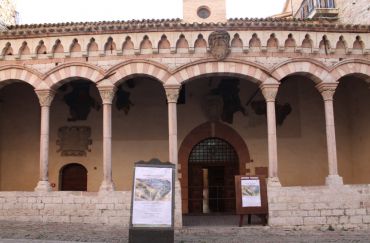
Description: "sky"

(12, 0), (287, 24)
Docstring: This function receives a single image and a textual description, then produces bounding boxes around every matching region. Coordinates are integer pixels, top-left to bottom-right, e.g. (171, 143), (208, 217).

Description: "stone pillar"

(165, 85), (182, 227)
(35, 89), (55, 192)
(260, 83), (281, 186)
(316, 83), (343, 186)
(98, 86), (117, 192)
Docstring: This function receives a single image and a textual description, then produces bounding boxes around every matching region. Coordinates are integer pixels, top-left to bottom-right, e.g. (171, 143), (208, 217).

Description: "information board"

(132, 166), (173, 227)
(129, 159), (175, 243)
(235, 175), (268, 225)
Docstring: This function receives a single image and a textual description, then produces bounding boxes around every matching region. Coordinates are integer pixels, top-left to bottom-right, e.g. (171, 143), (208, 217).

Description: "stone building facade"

(0, 0), (369, 229)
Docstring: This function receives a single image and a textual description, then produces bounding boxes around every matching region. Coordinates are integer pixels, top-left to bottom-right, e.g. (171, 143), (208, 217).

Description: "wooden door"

(60, 163), (87, 191)
(188, 164), (203, 214)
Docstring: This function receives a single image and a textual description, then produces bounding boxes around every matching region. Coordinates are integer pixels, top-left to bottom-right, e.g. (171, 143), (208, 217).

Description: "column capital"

(35, 89), (56, 107)
(316, 83), (338, 101)
(98, 86), (117, 104)
(260, 83), (279, 102)
(165, 85), (181, 103)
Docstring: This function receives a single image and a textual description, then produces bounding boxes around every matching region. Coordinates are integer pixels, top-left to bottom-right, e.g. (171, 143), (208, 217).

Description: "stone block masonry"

(0, 191), (132, 226)
(268, 184), (370, 229)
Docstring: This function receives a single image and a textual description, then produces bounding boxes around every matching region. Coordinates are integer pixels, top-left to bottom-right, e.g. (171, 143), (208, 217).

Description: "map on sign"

(132, 167), (173, 227)
(241, 178), (261, 207)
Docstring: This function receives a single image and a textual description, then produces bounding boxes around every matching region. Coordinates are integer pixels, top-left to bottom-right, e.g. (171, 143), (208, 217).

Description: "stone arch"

(140, 35), (152, 52)
(87, 38), (99, 54)
(302, 34), (313, 49)
(284, 33), (296, 48)
(52, 39), (64, 54)
(176, 34), (189, 53)
(104, 37), (116, 55)
(122, 36), (134, 54)
(44, 63), (105, 89)
(353, 36), (364, 50)
(107, 60), (171, 85)
(335, 36), (347, 54)
(331, 60), (370, 83)
(178, 121), (250, 214)
(319, 35), (331, 54)
(18, 41), (31, 56)
(267, 33), (278, 49)
(1, 42), (13, 56)
(169, 59), (271, 85)
(194, 34), (207, 53)
(158, 34), (171, 53)
(70, 38), (81, 53)
(36, 40), (47, 55)
(249, 33), (261, 48)
(271, 59), (333, 84)
(231, 33), (243, 48)
(0, 65), (42, 89)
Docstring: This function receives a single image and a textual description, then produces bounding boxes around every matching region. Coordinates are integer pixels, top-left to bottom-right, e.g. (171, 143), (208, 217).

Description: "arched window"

(189, 138), (238, 164)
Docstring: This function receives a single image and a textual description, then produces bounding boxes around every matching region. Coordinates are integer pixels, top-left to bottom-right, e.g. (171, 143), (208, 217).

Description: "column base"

(99, 180), (115, 192)
(267, 177), (281, 187)
(174, 179), (183, 228)
(34, 180), (52, 192)
(325, 175), (343, 186)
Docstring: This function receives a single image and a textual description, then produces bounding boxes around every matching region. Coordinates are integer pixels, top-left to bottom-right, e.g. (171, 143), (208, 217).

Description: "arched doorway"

(60, 163), (87, 191)
(179, 122), (250, 214)
(188, 137), (239, 214)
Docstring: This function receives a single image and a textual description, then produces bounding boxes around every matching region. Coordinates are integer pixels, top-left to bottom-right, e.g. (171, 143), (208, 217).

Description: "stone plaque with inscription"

(56, 126), (92, 156)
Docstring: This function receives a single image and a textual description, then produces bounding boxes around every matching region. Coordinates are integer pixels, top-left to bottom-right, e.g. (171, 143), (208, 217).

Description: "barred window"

(189, 138), (238, 164)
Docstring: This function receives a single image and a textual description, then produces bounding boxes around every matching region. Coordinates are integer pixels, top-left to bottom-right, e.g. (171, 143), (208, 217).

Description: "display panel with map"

(241, 178), (261, 207)
(132, 166), (173, 227)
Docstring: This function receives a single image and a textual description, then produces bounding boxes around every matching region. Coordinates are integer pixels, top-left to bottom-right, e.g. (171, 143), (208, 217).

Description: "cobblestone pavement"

(1, 221), (370, 243)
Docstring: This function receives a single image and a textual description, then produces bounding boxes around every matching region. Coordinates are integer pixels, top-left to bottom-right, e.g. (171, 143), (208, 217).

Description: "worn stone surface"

(268, 184), (370, 229)
(1, 221), (370, 243)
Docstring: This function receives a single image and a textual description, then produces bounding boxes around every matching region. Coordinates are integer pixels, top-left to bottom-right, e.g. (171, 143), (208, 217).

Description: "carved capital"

(260, 84), (279, 102)
(98, 86), (117, 104)
(165, 86), (180, 103)
(316, 83), (338, 101)
(35, 89), (56, 107)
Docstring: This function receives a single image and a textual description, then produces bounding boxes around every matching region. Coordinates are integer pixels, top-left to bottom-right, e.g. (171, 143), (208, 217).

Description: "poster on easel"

(235, 175), (268, 226)
(241, 178), (261, 207)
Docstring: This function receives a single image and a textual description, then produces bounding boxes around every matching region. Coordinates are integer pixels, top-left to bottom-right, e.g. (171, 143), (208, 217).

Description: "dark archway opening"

(60, 163), (87, 191)
(188, 137), (239, 214)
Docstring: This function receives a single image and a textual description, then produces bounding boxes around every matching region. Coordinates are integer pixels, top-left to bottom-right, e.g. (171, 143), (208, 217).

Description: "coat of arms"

(208, 30), (231, 60)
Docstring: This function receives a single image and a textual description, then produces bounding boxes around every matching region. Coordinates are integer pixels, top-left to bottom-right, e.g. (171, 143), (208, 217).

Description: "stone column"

(165, 85), (182, 227)
(98, 86), (117, 192)
(35, 89), (55, 192)
(316, 83), (343, 186)
(260, 83), (281, 186)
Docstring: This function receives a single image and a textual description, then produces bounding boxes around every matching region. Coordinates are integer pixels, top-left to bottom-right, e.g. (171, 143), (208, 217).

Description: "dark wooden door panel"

(61, 163), (87, 191)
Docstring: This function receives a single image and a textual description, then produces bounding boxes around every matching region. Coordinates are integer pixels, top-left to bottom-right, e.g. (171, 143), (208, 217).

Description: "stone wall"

(268, 184), (370, 229)
(336, 0), (370, 25)
(0, 191), (131, 225)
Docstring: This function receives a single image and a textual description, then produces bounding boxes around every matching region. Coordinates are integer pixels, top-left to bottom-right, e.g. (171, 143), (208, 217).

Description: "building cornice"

(1, 18), (369, 39)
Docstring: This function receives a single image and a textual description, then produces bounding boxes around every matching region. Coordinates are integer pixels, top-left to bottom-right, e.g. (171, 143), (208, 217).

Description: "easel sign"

(129, 159), (175, 243)
(235, 175), (268, 226)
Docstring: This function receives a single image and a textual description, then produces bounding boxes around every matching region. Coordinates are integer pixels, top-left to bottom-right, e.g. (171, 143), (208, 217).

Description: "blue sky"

(13, 0), (287, 24)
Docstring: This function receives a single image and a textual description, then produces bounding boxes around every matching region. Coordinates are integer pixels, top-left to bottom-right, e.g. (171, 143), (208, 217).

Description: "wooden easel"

(235, 176), (268, 227)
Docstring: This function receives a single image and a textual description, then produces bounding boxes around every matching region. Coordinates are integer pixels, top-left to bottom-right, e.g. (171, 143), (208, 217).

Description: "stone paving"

(1, 220), (370, 243)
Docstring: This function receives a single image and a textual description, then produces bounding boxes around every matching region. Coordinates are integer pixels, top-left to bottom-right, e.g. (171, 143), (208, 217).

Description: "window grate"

(189, 138), (238, 164)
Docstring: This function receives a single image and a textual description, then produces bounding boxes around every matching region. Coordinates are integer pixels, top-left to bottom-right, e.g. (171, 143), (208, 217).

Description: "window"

(327, 0), (335, 8)
(197, 6), (211, 19)
(308, 0), (314, 12)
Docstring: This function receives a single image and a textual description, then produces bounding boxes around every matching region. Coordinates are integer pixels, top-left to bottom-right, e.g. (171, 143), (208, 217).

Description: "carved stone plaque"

(208, 30), (231, 60)
(57, 126), (92, 156)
